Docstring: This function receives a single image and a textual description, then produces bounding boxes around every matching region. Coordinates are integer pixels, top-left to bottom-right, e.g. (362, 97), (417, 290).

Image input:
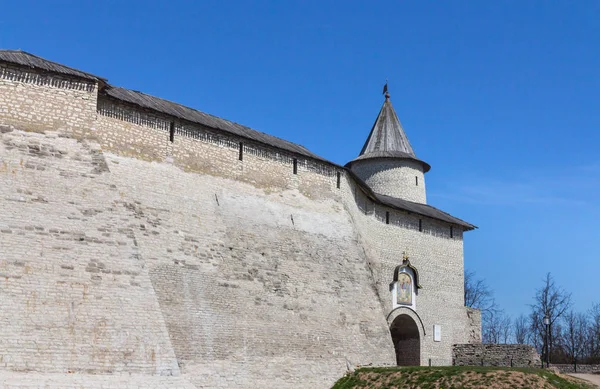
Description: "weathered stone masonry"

(0, 62), (97, 137)
(96, 96), (337, 197)
(453, 344), (540, 368)
(0, 51), (480, 388)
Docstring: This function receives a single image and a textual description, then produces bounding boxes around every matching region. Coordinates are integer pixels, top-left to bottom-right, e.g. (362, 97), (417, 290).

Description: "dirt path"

(569, 373), (600, 387)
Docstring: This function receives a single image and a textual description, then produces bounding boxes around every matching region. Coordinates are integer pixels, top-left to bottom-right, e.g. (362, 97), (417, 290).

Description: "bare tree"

(588, 303), (600, 363)
(500, 313), (513, 344)
(483, 310), (501, 344)
(465, 270), (503, 345)
(483, 310), (512, 344)
(464, 270), (497, 314)
(529, 273), (572, 363)
(514, 314), (529, 344)
(560, 310), (588, 367)
(529, 310), (544, 352)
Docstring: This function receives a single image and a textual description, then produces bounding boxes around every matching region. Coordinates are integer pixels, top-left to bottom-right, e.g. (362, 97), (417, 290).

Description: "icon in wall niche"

(397, 272), (412, 305)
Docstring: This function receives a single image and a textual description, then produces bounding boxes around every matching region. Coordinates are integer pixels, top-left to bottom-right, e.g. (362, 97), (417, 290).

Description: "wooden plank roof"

(0, 50), (104, 81)
(348, 94), (431, 172)
(346, 169), (476, 230)
(102, 86), (328, 163)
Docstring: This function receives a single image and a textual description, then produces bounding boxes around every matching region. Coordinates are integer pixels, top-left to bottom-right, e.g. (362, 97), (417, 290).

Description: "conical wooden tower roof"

(348, 91), (430, 172)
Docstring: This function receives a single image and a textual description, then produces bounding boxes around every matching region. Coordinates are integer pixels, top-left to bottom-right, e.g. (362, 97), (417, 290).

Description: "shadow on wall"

(390, 314), (420, 366)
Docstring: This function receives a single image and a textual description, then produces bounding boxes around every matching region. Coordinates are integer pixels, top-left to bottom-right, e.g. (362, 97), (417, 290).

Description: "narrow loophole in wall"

(239, 142), (243, 161)
(416, 176), (418, 186)
(336, 171), (341, 189)
(419, 219), (422, 232)
(386, 211), (390, 224)
(450, 226), (454, 238)
(169, 121), (175, 143)
(293, 158), (298, 174)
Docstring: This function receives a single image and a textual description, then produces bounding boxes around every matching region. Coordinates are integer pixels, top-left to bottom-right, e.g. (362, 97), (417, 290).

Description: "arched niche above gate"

(393, 258), (422, 289)
(390, 256), (421, 310)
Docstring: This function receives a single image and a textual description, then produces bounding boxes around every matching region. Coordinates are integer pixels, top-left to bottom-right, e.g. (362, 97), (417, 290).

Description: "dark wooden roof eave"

(345, 153), (432, 173)
(101, 86), (337, 166)
(344, 168), (477, 231)
(0, 50), (106, 82)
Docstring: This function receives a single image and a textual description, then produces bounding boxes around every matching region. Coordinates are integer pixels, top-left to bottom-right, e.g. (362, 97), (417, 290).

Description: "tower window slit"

(386, 211), (390, 224)
(336, 171), (341, 189)
(419, 219), (422, 232)
(293, 158), (298, 174)
(450, 226), (454, 238)
(239, 142), (243, 161)
(416, 176), (418, 186)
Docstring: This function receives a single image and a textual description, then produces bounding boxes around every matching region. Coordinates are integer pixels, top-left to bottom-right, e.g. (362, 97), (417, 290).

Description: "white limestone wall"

(350, 158), (427, 203)
(0, 124), (396, 388)
(104, 153), (395, 388)
(336, 174), (471, 365)
(0, 128), (180, 376)
(0, 62), (480, 387)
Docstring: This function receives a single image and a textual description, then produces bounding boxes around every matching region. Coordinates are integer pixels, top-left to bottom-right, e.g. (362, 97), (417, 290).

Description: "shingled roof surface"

(348, 95), (431, 172)
(0, 50), (103, 81)
(0, 49), (474, 230)
(375, 193), (476, 230)
(344, 169), (476, 230)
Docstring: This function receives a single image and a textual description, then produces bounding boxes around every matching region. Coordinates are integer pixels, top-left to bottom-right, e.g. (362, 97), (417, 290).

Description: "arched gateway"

(390, 314), (420, 366)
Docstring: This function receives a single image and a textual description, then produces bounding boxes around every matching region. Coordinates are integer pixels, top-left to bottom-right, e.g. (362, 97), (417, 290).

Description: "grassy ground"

(331, 366), (596, 389)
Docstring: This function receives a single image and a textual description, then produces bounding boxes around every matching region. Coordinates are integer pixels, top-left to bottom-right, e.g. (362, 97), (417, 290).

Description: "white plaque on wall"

(433, 325), (441, 342)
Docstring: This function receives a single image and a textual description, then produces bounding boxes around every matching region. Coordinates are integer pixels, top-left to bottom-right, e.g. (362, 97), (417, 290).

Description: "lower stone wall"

(453, 344), (540, 368)
(552, 364), (600, 374)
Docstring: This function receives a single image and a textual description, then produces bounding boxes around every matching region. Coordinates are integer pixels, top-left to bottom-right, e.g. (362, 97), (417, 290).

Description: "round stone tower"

(346, 89), (430, 204)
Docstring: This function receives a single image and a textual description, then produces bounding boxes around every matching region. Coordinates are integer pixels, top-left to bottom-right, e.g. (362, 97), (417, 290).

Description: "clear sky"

(2, 1), (599, 320)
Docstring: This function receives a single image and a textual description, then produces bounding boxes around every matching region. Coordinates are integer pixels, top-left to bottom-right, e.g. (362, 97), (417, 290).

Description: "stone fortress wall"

(0, 58), (480, 388)
(0, 62), (97, 137)
(453, 344), (541, 368)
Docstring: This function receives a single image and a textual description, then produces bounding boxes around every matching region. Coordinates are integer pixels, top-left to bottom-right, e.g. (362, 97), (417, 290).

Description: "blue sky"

(2, 1), (599, 320)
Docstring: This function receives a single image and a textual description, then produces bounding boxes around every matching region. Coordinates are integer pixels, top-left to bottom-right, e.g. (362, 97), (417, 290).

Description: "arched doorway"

(390, 314), (420, 366)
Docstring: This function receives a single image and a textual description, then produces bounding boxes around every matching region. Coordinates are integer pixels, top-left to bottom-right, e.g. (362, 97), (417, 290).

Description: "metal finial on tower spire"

(382, 80), (390, 100)
(349, 81), (431, 173)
